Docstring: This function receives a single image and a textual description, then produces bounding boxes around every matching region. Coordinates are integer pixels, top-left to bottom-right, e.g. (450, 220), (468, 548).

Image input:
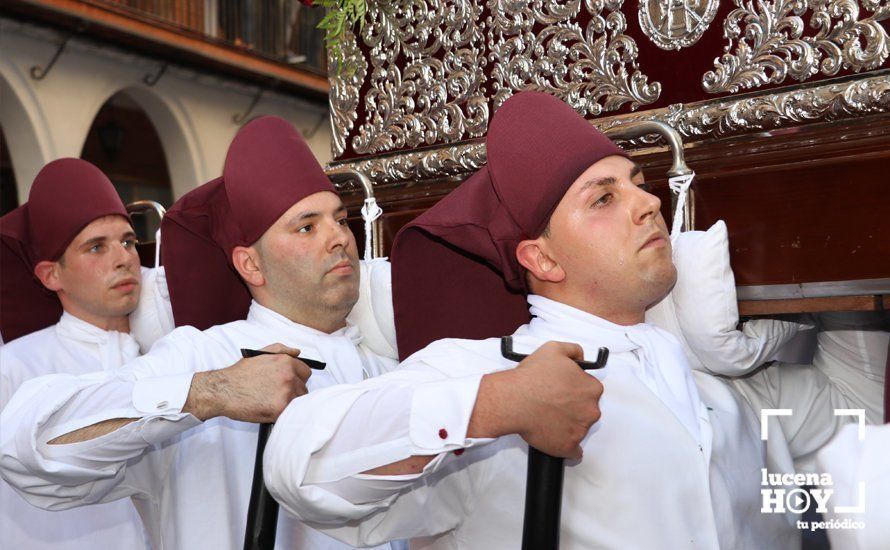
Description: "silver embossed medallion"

(639, 0), (719, 50)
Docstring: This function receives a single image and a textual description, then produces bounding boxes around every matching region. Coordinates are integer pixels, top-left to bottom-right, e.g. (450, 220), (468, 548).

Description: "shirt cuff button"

(157, 401), (169, 410)
(438, 428), (448, 440)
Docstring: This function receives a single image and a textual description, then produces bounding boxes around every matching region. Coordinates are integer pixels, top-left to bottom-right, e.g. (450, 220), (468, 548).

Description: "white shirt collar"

(56, 311), (130, 344)
(55, 311), (141, 369)
(246, 301), (363, 346)
(245, 301), (366, 385)
(524, 294), (707, 448)
(525, 295), (646, 355)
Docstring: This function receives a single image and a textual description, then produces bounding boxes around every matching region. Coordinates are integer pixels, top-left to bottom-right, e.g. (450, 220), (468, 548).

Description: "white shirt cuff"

(408, 374), (484, 453)
(132, 372), (194, 415)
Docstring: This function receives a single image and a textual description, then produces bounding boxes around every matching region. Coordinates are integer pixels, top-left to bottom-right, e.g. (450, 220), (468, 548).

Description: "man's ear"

(516, 238), (565, 284)
(231, 246), (265, 288)
(34, 260), (62, 291)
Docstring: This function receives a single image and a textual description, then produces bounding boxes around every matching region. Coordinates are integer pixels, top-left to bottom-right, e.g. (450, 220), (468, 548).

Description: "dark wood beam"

(739, 295), (887, 316)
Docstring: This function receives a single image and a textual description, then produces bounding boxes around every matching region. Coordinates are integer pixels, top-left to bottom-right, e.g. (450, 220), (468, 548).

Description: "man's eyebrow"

(630, 163), (643, 180)
(579, 176), (617, 192)
(121, 230), (137, 240)
(286, 205), (348, 227)
(286, 211), (321, 227)
(79, 236), (108, 249)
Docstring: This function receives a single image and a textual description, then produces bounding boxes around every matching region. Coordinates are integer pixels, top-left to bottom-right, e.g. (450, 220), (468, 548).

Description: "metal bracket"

(326, 167), (382, 258)
(143, 62), (168, 87)
(126, 199), (167, 220)
(605, 120), (695, 231)
(326, 167), (376, 201)
(30, 24), (86, 80)
(604, 120), (691, 179)
(233, 88), (263, 124)
(233, 80), (278, 125)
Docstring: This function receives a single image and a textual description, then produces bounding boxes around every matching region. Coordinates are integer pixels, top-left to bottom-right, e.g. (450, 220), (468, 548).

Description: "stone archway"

(88, 85), (204, 201)
(80, 90), (175, 252)
(0, 66), (54, 203)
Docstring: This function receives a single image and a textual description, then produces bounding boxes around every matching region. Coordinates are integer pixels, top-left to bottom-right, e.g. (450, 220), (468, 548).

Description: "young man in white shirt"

(262, 92), (853, 550)
(0, 116), (600, 549)
(0, 158), (148, 550)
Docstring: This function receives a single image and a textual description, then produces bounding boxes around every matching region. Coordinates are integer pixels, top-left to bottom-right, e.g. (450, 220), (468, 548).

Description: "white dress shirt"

(264, 295), (849, 549)
(1, 312), (149, 550)
(0, 301), (398, 550)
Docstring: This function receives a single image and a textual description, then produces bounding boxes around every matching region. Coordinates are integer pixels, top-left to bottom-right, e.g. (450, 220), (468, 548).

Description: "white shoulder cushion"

(347, 258), (399, 360)
(129, 261), (401, 360)
(129, 266), (175, 353)
(130, 224), (805, 371)
(646, 220), (811, 375)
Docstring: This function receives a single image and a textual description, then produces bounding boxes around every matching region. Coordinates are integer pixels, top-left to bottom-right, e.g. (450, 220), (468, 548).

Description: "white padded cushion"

(129, 224), (808, 372)
(646, 220), (810, 375)
(347, 258), (398, 360)
(128, 260), (401, 360)
(129, 266), (175, 353)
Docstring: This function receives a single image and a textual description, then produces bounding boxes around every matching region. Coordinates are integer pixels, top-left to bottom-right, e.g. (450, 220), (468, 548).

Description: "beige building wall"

(0, 17), (332, 204)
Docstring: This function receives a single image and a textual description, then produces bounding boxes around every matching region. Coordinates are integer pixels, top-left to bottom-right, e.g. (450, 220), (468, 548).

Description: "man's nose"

(634, 186), (662, 224)
(327, 219), (350, 251)
(114, 242), (137, 269)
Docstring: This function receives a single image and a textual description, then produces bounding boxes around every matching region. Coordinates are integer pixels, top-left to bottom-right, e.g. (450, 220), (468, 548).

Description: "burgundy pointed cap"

(0, 158), (129, 342)
(391, 92), (627, 359)
(161, 116), (336, 330)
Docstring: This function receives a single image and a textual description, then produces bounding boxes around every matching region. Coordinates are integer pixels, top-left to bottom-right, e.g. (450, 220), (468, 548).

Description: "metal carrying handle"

(125, 199), (167, 219)
(240, 349), (326, 550)
(604, 121), (695, 233)
(500, 336), (609, 550)
(500, 336), (608, 371)
(126, 200), (167, 269)
(326, 167), (382, 260)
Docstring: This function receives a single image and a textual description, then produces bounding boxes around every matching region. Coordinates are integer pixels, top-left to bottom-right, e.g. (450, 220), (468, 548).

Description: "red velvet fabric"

(161, 116), (336, 330)
(0, 159), (129, 342)
(391, 92), (626, 359)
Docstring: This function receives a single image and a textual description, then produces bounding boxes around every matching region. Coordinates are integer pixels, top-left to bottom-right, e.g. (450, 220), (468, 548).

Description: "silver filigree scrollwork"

(331, 141), (487, 186)
(329, 30), (368, 158)
(704, 0), (889, 94)
(330, 72), (889, 184)
(601, 71), (889, 143)
(487, 0), (661, 116)
(682, 71), (890, 135)
(350, 0), (489, 155)
(639, 0), (720, 50)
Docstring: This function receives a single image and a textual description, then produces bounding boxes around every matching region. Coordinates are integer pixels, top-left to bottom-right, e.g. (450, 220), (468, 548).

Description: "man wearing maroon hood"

(0, 159), (148, 549)
(261, 92), (849, 549)
(0, 116), (597, 549)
